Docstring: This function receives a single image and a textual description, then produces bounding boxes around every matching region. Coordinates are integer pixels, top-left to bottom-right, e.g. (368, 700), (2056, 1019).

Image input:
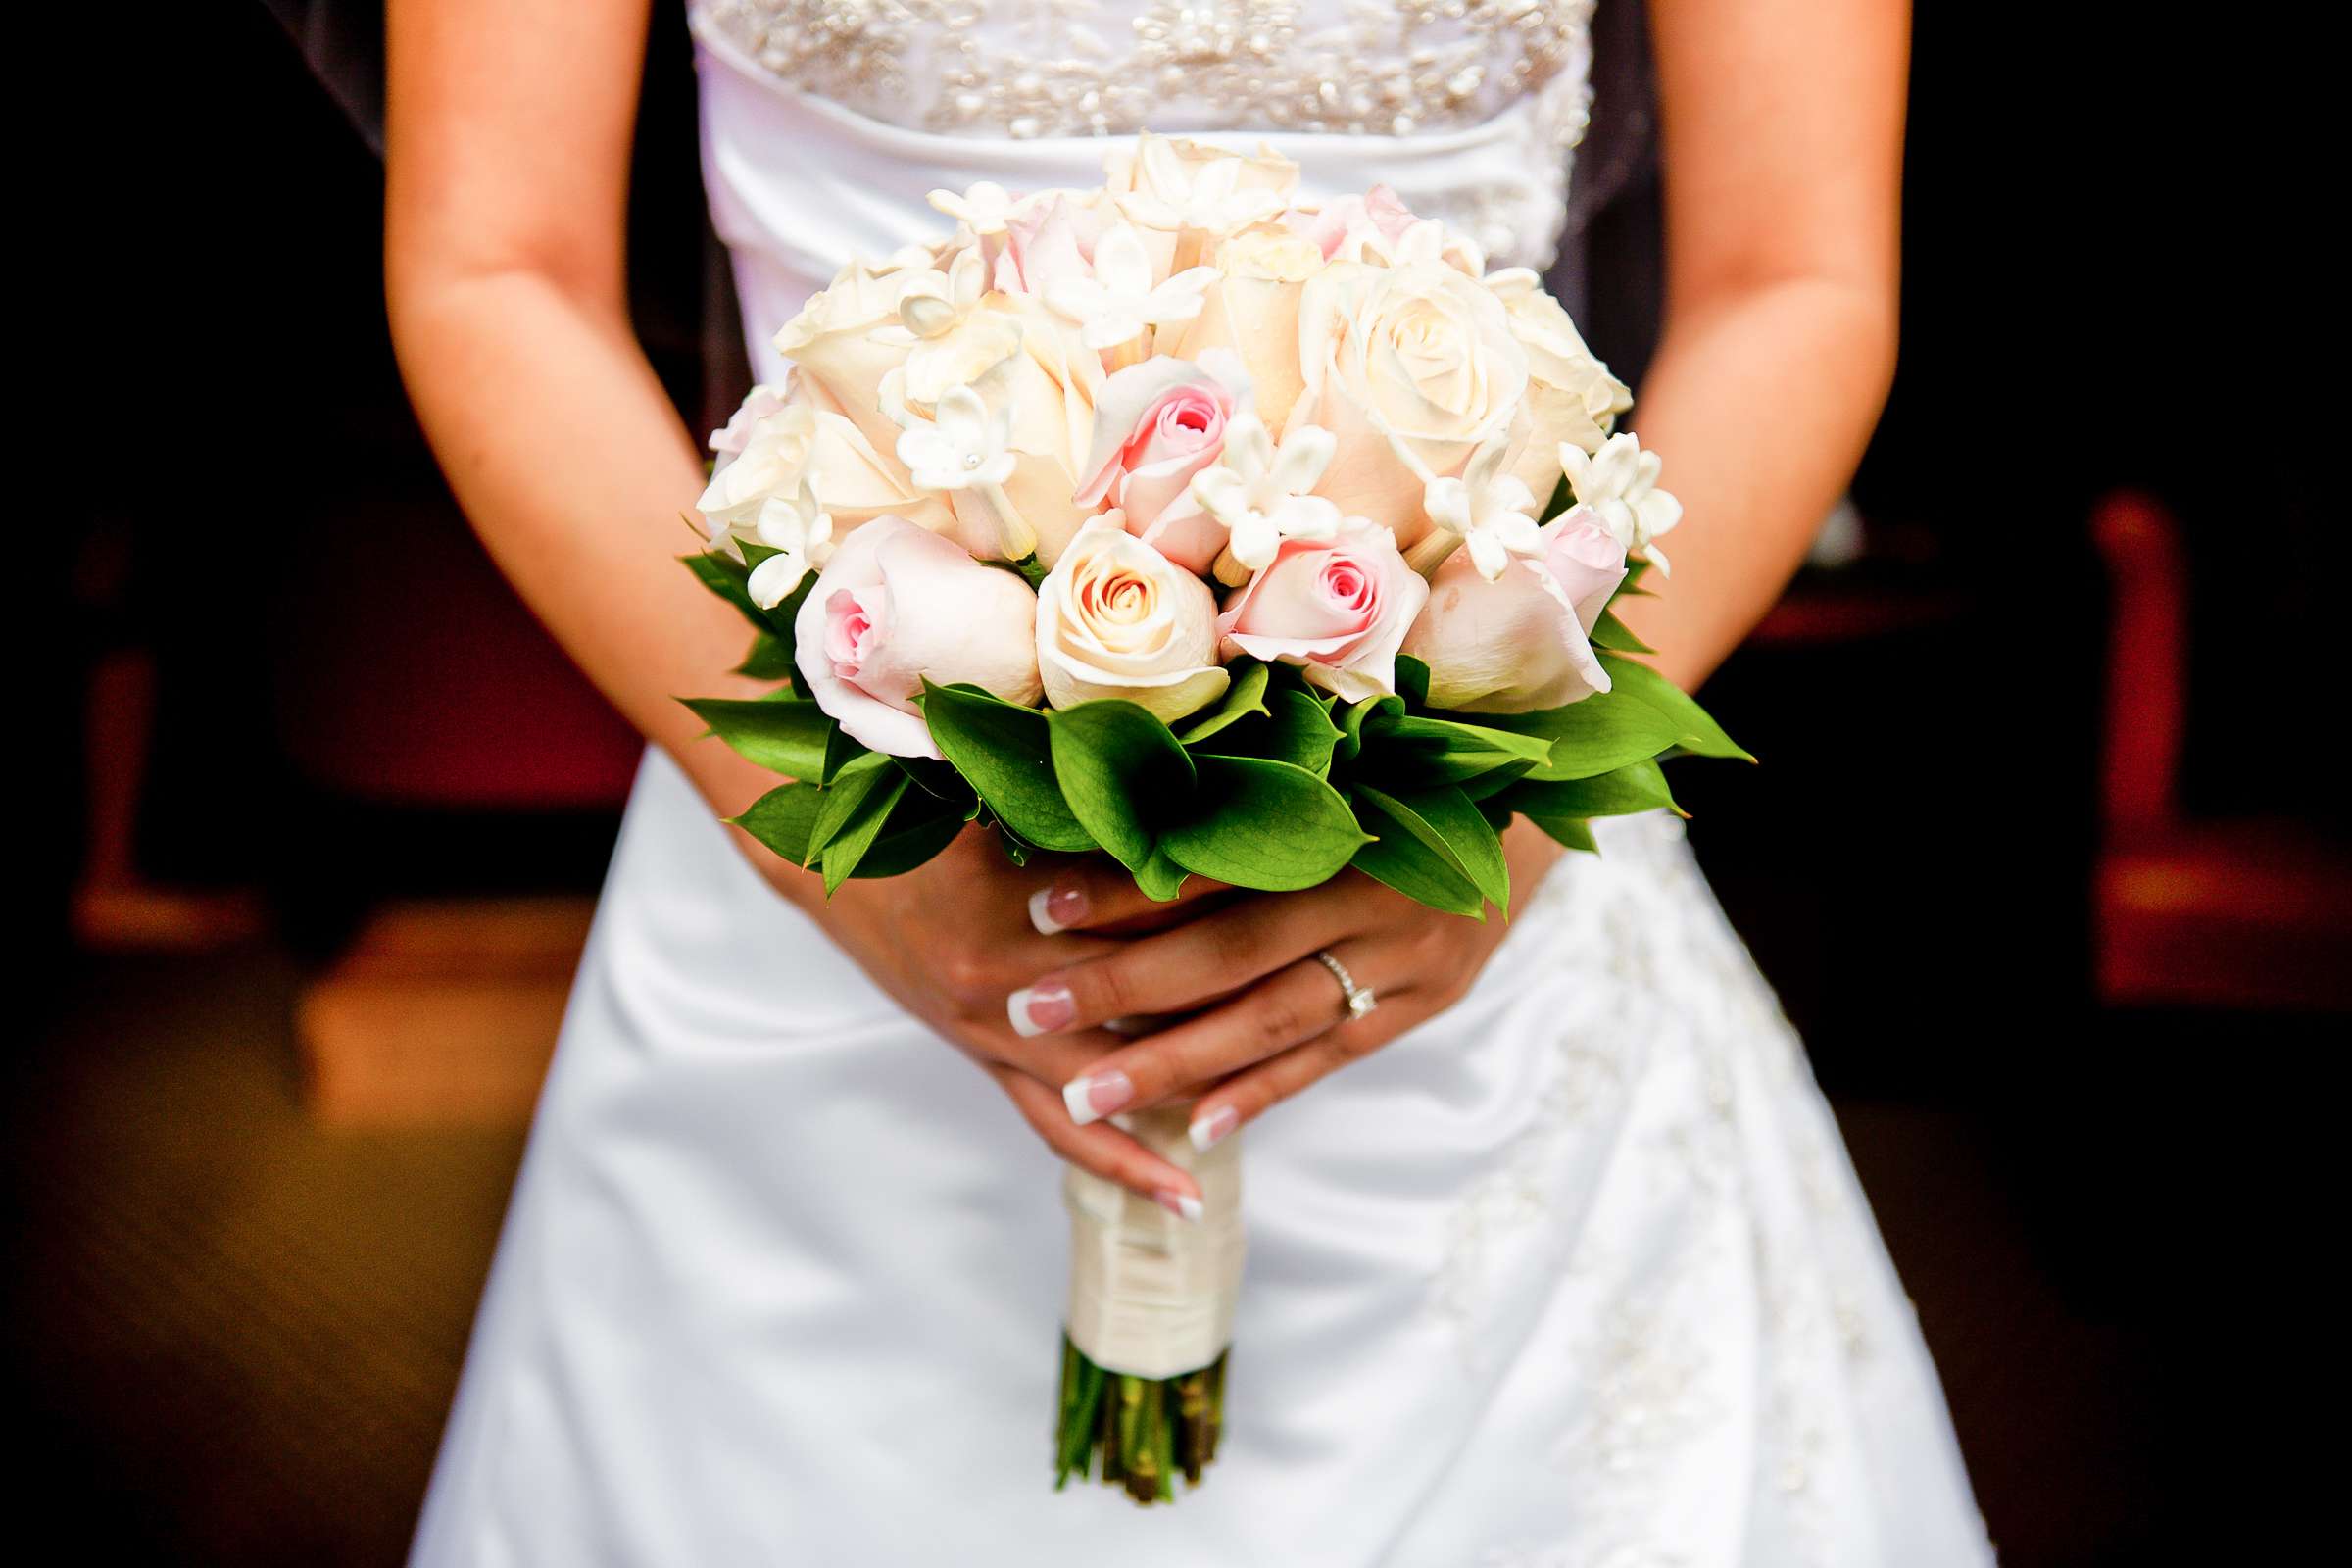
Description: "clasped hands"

(792, 822), (1560, 1217)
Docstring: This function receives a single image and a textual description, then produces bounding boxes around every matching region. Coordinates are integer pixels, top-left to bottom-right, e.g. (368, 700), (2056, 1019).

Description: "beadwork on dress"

(696, 0), (1593, 142)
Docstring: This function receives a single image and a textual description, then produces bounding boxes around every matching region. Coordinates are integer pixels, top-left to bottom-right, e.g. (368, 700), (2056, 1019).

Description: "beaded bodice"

(691, 0), (1593, 146)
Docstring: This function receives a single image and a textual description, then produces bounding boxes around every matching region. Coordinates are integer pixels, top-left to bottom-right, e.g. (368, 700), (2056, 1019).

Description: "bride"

(389, 1), (1990, 1562)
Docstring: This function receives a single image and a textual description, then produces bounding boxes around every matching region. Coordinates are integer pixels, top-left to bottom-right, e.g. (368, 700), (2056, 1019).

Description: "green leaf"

(1158, 757), (1369, 891)
(1175, 660), (1272, 746)
(1588, 608), (1655, 655)
(1353, 710), (1555, 790)
(734, 630), (797, 681)
(1333, 693), (1403, 765)
(820, 771), (909, 894)
(682, 696), (835, 779)
(1497, 758), (1681, 819)
(1048, 700), (1196, 871)
(852, 789), (968, 879)
(1477, 690), (1684, 781)
(919, 681), (1096, 853)
(1530, 816), (1599, 854)
(729, 781), (824, 865)
(805, 753), (895, 864)
(1197, 688), (1344, 776)
(820, 721), (872, 785)
(1349, 790), (1485, 917)
(1609, 556), (1655, 600)
(1395, 654), (1432, 708)
(1596, 654), (1754, 761)
(682, 550), (768, 631)
(1357, 783), (1508, 910)
(1133, 847), (1191, 903)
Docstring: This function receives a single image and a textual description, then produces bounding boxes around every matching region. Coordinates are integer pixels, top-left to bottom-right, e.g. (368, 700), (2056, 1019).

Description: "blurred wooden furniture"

(286, 454), (638, 1128)
(2091, 491), (2351, 1009)
(299, 898), (594, 1126)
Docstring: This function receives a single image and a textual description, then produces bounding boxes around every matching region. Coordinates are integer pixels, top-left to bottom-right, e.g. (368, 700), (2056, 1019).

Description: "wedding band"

(1312, 950), (1377, 1021)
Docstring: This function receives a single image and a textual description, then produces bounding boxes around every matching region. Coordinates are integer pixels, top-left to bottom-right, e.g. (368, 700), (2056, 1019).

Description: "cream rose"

(1289, 260), (1530, 545)
(772, 257), (932, 454)
(1161, 222), (1322, 432)
(699, 385), (952, 553)
(1400, 507), (1627, 713)
(1217, 517), (1428, 703)
(1036, 516), (1229, 724)
(794, 514), (1043, 759)
(1483, 267), (1634, 503)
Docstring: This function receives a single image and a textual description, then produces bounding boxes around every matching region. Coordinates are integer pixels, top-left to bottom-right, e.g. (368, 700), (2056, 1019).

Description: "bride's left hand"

(1010, 819), (1564, 1154)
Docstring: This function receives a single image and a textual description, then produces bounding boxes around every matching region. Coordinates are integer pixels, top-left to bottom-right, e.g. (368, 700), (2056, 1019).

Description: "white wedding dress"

(412, 4), (1996, 1564)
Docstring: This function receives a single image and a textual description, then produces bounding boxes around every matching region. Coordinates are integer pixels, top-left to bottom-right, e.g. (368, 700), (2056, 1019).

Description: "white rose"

(1484, 267), (1634, 504)
(1289, 260), (1530, 546)
(1036, 516), (1230, 724)
(771, 257), (931, 454)
(699, 385), (952, 546)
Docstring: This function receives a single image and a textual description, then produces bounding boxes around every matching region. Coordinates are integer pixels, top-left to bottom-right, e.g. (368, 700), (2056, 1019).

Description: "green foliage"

(681, 695), (834, 779)
(684, 556), (1748, 913)
(1158, 756), (1368, 890)
(920, 681), (1097, 853)
(1495, 758), (1681, 820)
(1174, 660), (1272, 745)
(1048, 700), (1196, 871)
(1349, 784), (1507, 917)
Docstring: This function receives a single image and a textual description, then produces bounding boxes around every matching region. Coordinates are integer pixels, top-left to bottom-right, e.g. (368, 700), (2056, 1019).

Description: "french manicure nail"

(1007, 981), (1075, 1039)
(1060, 1069), (1133, 1126)
(1155, 1189), (1205, 1224)
(1028, 882), (1089, 935)
(1189, 1104), (1239, 1152)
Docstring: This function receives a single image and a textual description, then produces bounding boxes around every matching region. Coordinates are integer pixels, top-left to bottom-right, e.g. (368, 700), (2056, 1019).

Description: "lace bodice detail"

(692, 0), (1593, 145)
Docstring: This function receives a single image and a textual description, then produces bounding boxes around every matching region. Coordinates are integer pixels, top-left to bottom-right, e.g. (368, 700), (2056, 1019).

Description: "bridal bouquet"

(682, 134), (1744, 1503)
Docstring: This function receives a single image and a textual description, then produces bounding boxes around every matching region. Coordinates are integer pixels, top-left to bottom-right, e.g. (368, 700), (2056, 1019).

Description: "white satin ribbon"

(1063, 1106), (1245, 1380)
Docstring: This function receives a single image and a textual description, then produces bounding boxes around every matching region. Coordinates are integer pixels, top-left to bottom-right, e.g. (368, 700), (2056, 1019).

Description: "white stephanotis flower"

(1110, 134), (1289, 233)
(1420, 436), (1541, 580)
(1559, 431), (1683, 573)
(926, 180), (1025, 236)
(1188, 412), (1343, 578)
(744, 482), (835, 609)
(881, 249), (1022, 406)
(893, 382), (1035, 560)
(896, 384), (1014, 491)
(1045, 224), (1219, 351)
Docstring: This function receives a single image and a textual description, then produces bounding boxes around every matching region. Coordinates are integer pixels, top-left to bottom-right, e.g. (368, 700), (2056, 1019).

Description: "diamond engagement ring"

(1312, 950), (1377, 1021)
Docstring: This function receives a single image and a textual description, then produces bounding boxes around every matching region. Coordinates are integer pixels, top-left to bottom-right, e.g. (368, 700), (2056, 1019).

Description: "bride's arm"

(1018, 0), (1911, 1137)
(385, 0), (1208, 1208)
(1611, 0), (1910, 685)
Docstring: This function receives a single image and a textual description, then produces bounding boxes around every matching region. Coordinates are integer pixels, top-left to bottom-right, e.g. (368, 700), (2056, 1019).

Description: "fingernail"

(1028, 882), (1089, 935)
(1006, 982), (1075, 1039)
(1155, 1189), (1204, 1224)
(1189, 1104), (1239, 1152)
(1060, 1069), (1133, 1126)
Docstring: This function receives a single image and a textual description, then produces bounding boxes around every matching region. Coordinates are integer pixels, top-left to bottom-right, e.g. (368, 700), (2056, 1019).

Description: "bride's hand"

(743, 820), (1227, 1214)
(1007, 821), (1565, 1152)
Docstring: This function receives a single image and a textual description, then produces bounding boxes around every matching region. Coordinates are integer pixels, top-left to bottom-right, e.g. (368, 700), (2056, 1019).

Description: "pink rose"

(1293, 185), (1419, 261)
(1399, 507), (1627, 713)
(794, 514), (1044, 759)
(1074, 353), (1247, 573)
(991, 193), (1102, 298)
(1217, 517), (1429, 703)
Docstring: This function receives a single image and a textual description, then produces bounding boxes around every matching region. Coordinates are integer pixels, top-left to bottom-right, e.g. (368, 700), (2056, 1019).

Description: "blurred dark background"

(18, 3), (2342, 1563)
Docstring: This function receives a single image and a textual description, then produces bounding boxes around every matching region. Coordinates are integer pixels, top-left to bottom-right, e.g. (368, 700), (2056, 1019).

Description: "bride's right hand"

(742, 819), (1221, 1217)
